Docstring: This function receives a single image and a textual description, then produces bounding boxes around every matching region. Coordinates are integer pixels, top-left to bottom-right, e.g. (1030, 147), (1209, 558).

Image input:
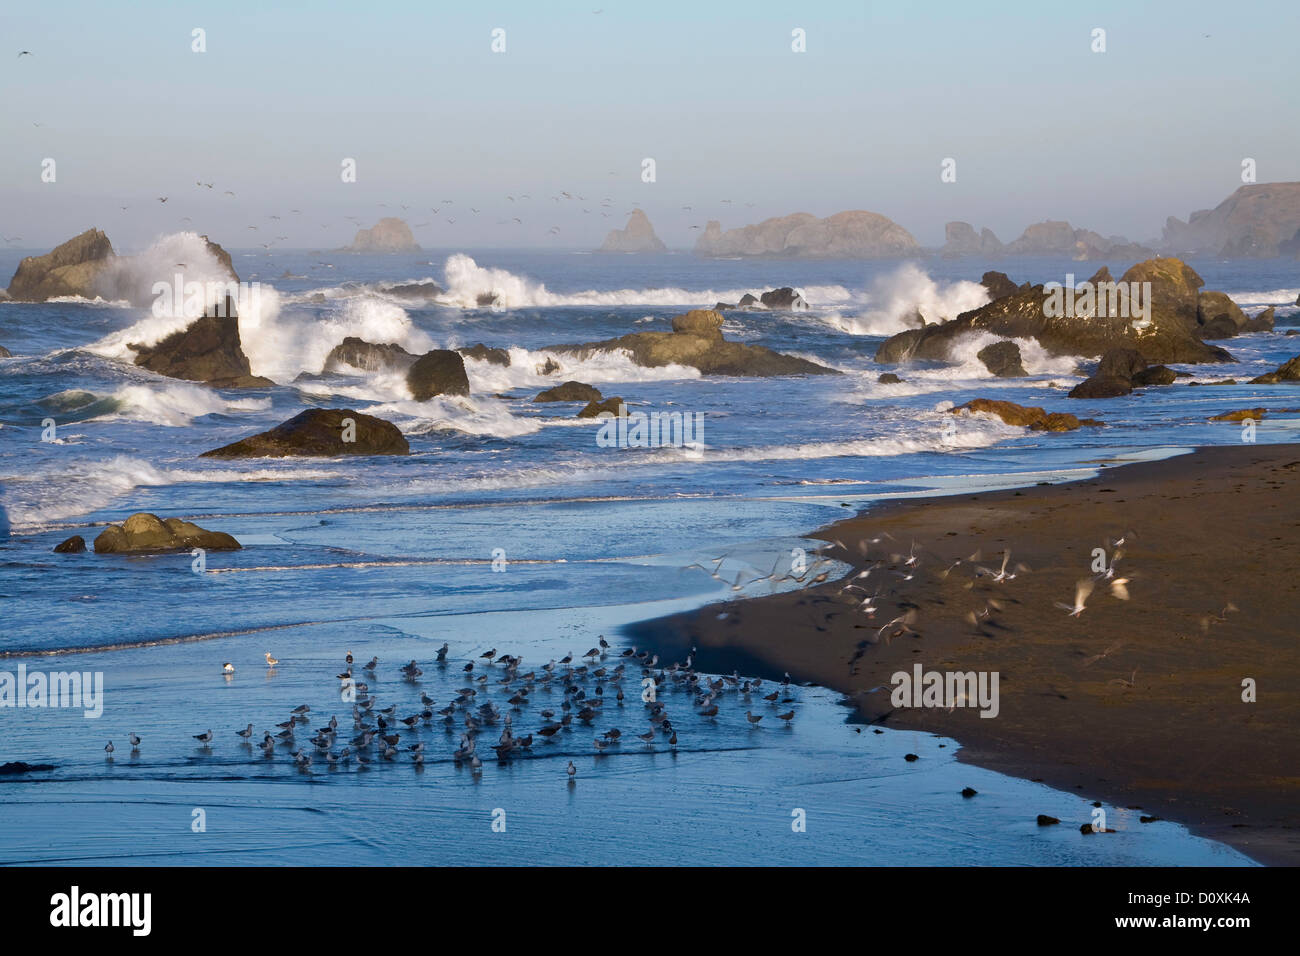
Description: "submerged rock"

(406, 350), (471, 400)
(578, 397), (624, 418)
(535, 381), (603, 403)
(201, 408), (409, 458)
(0, 762), (56, 775)
(53, 535), (87, 554)
(953, 398), (1102, 432)
(93, 512), (241, 554)
(324, 336), (415, 373)
(552, 309), (835, 377)
(877, 372), (903, 384)
(1249, 355), (1300, 384)
(1210, 408), (1266, 422)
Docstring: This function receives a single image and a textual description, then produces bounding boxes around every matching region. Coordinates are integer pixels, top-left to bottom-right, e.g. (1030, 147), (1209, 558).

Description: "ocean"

(1, 242), (1295, 864)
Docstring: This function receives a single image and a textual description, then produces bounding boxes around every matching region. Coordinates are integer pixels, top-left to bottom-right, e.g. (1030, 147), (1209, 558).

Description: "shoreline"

(627, 441), (1300, 865)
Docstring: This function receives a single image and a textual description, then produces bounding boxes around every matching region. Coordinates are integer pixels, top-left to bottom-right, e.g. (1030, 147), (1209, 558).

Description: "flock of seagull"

(101, 640), (801, 777)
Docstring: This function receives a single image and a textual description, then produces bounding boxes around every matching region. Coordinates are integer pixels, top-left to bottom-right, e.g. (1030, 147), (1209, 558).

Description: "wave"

(821, 264), (989, 335)
(1227, 287), (1300, 307)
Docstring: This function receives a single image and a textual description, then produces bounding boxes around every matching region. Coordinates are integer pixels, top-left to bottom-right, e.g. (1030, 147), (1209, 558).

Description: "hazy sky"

(2, 0), (1297, 252)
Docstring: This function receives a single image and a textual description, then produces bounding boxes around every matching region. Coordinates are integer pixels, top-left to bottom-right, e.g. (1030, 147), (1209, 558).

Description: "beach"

(629, 442), (1300, 865)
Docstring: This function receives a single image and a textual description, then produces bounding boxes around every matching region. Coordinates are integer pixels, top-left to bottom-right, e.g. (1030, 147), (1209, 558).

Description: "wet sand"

(629, 442), (1300, 865)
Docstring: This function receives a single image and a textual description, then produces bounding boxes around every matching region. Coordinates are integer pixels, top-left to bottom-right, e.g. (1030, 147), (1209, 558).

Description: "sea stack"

(598, 209), (667, 253)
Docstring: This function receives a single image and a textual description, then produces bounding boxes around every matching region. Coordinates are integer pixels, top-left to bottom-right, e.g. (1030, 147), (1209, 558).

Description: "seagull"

(1055, 579), (1094, 617)
(129, 733), (141, 750)
(18, 51), (33, 58)
(265, 652), (279, 666)
(745, 711), (763, 727)
(567, 760), (577, 778)
(157, 197), (168, 203)
(977, 550), (1018, 583)
(222, 662), (235, 674)
(193, 729), (214, 745)
(104, 741), (114, 755)
(236, 723), (254, 742)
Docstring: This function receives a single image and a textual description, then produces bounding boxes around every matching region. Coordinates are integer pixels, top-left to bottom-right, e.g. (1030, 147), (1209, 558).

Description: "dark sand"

(630, 443), (1300, 865)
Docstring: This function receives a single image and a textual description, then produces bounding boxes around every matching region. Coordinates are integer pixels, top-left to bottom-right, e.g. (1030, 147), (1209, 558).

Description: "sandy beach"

(629, 442), (1300, 865)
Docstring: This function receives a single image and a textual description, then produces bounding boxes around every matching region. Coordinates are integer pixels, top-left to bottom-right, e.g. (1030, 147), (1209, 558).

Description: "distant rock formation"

(552, 309), (836, 376)
(1163, 183), (1300, 257)
(5, 228), (115, 301)
(201, 409), (409, 458)
(93, 513), (242, 554)
(941, 222), (1003, 257)
(694, 211), (918, 259)
(343, 218), (421, 254)
(598, 209), (666, 253)
(1003, 220), (1153, 260)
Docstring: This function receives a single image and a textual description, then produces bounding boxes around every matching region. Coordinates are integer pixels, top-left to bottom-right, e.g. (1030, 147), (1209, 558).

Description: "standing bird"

(222, 662), (235, 674)
(567, 760), (577, 779)
(129, 733), (141, 750)
(193, 729), (214, 745)
(104, 741), (114, 755)
(265, 652), (279, 667)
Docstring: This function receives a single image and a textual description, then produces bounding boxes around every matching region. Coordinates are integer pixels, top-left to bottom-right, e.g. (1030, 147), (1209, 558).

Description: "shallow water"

(1, 247), (1292, 864)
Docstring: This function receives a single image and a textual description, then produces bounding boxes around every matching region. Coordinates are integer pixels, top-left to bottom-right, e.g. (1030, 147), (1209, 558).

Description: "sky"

(2, 0), (1298, 252)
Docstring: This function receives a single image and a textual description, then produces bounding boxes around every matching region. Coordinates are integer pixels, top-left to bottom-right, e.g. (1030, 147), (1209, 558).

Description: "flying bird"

(1055, 579), (1094, 617)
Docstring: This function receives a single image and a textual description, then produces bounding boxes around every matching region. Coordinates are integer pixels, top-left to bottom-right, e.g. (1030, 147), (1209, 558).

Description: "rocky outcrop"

(201, 408), (409, 458)
(406, 350), (470, 399)
(53, 535), (87, 553)
(578, 397), (624, 418)
(324, 337), (415, 373)
(457, 343), (511, 366)
(535, 381), (602, 403)
(1196, 292), (1249, 339)
(1210, 408), (1266, 422)
(552, 309), (836, 377)
(93, 513), (241, 554)
(1003, 220), (1152, 260)
(1163, 183), (1300, 257)
(980, 271), (1022, 302)
(5, 228), (115, 301)
(875, 259), (1234, 367)
(976, 341), (1027, 377)
(1067, 348), (1177, 397)
(941, 222), (1003, 257)
(877, 372), (903, 384)
(382, 281), (443, 300)
(131, 306), (273, 388)
(1250, 355), (1300, 384)
(952, 398), (1102, 432)
(598, 209), (666, 253)
(343, 218), (420, 254)
(694, 211), (918, 258)
(759, 287), (807, 310)
(0, 345), (11, 358)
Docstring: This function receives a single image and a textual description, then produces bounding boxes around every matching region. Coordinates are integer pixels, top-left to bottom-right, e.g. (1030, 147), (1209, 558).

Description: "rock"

(0, 762), (56, 775)
(382, 281), (442, 300)
(552, 310), (836, 377)
(0, 345), (10, 358)
(1196, 291), (1249, 340)
(694, 210), (919, 258)
(941, 222), (1003, 257)
(597, 209), (666, 253)
(1097, 348), (1148, 380)
(960, 787), (978, 798)
(877, 372), (903, 384)
(713, 302), (736, 311)
(737, 293), (760, 308)
(903, 753), (919, 762)
(875, 257), (1232, 367)
(577, 397), (623, 418)
(1210, 408), (1266, 422)
(670, 309), (725, 336)
(1249, 355), (1300, 384)
(1162, 183), (1300, 257)
(980, 271), (1020, 302)
(201, 408), (409, 458)
(5, 228), (115, 301)
(535, 381), (603, 403)
(759, 287), (808, 310)
(976, 340), (1028, 377)
(93, 512), (241, 554)
(475, 293), (499, 308)
(537, 357), (561, 376)
(53, 535), (87, 553)
(953, 398), (1102, 432)
(324, 336), (415, 373)
(1132, 365), (1177, 386)
(406, 350), (470, 400)
(457, 343), (511, 367)
(1036, 814), (1061, 826)
(342, 218), (420, 253)
(130, 308), (273, 388)
(1244, 307), (1275, 333)
(1069, 376), (1133, 399)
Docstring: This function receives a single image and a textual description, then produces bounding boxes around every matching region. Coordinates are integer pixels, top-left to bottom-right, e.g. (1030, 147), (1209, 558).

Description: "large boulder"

(535, 381), (603, 403)
(578, 397), (624, 418)
(406, 349), (470, 399)
(1068, 348), (1146, 399)
(53, 535), (87, 553)
(201, 408), (409, 458)
(980, 271), (1021, 301)
(131, 306), (273, 388)
(1243, 307), (1275, 334)
(598, 209), (667, 253)
(324, 337), (415, 373)
(93, 513), (241, 554)
(976, 340), (1028, 377)
(457, 343), (510, 366)
(875, 258), (1233, 367)
(952, 398), (1101, 432)
(5, 228), (115, 301)
(759, 287), (808, 310)
(1196, 291), (1248, 339)
(0, 345), (10, 358)
(552, 310), (836, 377)
(343, 218), (420, 253)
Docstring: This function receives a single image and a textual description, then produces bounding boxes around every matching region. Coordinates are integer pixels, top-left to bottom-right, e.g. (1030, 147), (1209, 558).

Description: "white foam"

(822, 264), (989, 336)
(105, 383), (271, 427)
